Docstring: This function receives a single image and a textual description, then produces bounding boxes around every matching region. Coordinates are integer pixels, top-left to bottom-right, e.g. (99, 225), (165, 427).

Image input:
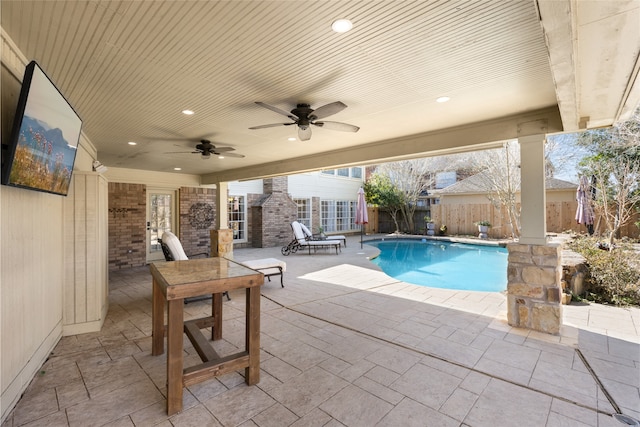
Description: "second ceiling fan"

(165, 139), (245, 159)
(249, 101), (359, 141)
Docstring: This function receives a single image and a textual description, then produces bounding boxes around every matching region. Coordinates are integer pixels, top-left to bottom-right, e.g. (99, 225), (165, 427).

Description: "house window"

(336, 200), (350, 231)
(228, 195), (245, 241)
(337, 168), (349, 177)
(321, 199), (358, 232)
(322, 169), (335, 175)
(321, 200), (335, 232)
(351, 167), (362, 178)
(294, 198), (311, 229)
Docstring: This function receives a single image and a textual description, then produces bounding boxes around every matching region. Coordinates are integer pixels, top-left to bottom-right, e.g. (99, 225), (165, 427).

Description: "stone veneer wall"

(211, 229), (233, 258)
(108, 183), (146, 270)
(507, 242), (563, 334)
(179, 187), (217, 256)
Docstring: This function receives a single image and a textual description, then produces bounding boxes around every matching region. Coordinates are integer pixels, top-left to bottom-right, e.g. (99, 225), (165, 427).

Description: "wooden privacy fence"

(429, 202), (639, 239)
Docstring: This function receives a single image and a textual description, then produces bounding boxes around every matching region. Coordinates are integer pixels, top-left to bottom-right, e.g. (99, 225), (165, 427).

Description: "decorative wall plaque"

(188, 202), (214, 229)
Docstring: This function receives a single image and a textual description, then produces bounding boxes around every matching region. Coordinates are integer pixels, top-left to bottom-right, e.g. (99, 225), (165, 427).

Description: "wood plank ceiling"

(1, 1), (638, 180)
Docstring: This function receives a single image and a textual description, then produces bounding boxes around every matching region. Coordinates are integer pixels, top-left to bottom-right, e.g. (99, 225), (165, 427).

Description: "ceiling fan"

(165, 139), (245, 159)
(249, 101), (360, 141)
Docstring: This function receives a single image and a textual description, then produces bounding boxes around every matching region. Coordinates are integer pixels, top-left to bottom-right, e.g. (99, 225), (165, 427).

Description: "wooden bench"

(240, 258), (286, 287)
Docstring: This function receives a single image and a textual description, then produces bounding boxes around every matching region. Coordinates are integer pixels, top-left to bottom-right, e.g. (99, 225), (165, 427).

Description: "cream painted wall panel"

(1, 187), (64, 416)
(74, 176), (88, 322)
(1, 26), (103, 422)
(63, 172), (108, 336)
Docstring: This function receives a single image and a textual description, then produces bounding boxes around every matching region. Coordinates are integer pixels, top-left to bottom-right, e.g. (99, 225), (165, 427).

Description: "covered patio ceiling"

(1, 0), (638, 183)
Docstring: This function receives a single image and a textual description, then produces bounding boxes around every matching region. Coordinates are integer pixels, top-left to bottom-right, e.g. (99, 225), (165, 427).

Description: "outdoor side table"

(150, 257), (264, 416)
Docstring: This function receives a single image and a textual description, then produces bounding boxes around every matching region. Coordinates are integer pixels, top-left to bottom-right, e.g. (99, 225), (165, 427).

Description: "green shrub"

(568, 236), (640, 306)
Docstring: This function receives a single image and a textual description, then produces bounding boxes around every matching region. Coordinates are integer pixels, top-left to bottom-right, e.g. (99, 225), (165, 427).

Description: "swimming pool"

(367, 239), (508, 292)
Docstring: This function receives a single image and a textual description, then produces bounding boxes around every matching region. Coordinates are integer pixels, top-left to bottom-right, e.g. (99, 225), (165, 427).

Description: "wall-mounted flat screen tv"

(1, 61), (82, 196)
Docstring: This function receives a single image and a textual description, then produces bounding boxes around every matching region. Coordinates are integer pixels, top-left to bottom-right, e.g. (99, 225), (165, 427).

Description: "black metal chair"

(158, 232), (230, 301)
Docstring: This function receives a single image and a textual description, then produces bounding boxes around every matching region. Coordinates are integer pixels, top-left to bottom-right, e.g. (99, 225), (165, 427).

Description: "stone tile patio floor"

(3, 235), (639, 426)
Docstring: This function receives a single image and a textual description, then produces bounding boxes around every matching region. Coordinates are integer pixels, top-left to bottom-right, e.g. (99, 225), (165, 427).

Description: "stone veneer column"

(507, 242), (562, 334)
(210, 229), (234, 259)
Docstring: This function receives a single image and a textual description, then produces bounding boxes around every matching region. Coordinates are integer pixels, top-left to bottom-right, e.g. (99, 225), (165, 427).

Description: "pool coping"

(363, 233), (511, 248)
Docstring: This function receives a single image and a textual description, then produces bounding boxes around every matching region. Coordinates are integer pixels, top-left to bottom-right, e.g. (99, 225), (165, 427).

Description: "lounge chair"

(240, 258), (286, 287)
(158, 231), (230, 301)
(299, 222), (347, 247)
(281, 221), (341, 255)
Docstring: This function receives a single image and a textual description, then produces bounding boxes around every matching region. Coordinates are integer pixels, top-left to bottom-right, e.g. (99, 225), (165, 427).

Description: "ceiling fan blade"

(163, 150), (200, 154)
(216, 152), (245, 158)
(255, 102), (297, 119)
(311, 101), (347, 120)
(314, 121), (360, 132)
(249, 122), (294, 130)
(213, 146), (236, 152)
(298, 126), (312, 141)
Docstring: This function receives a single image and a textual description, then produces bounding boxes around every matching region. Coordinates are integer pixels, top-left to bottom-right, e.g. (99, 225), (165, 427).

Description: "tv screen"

(1, 61), (82, 196)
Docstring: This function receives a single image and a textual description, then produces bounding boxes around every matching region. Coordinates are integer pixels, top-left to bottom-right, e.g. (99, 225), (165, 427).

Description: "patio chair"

(299, 222), (347, 247)
(283, 221), (341, 255)
(158, 231), (230, 301)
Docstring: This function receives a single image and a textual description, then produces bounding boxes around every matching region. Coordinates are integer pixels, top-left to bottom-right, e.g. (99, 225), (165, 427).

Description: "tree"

(472, 141), (522, 238)
(375, 159), (437, 232)
(363, 174), (405, 233)
(576, 109), (640, 247)
(369, 153), (484, 233)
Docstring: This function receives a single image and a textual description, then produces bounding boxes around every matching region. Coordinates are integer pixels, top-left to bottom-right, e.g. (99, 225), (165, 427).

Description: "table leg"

(166, 299), (184, 416)
(211, 292), (223, 341)
(245, 286), (260, 385)
(151, 278), (164, 356)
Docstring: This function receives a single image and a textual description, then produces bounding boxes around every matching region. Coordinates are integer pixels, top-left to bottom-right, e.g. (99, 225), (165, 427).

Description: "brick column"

(507, 242), (562, 334)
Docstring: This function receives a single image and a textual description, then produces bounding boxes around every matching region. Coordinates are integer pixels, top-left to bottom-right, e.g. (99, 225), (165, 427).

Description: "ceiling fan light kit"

(250, 101), (359, 141)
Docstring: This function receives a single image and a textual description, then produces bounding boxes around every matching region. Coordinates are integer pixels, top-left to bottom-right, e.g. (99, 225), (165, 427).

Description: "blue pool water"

(367, 239), (508, 292)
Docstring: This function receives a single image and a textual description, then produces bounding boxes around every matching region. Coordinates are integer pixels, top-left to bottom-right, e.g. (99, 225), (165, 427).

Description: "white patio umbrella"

(575, 175), (595, 234)
(355, 187), (368, 248)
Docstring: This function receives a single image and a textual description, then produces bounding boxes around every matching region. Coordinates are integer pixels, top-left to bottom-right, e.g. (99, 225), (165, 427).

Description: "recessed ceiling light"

(174, 167), (181, 171)
(182, 109), (194, 115)
(332, 19), (353, 33)
(218, 155), (225, 159)
(128, 141), (137, 145)
(436, 96), (450, 103)
(288, 137), (297, 141)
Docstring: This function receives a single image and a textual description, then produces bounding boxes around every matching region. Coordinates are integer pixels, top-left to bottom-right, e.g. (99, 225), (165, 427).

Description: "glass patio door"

(147, 189), (176, 262)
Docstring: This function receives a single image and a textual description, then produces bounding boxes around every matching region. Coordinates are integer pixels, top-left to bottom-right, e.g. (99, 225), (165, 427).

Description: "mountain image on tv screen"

(7, 61), (81, 195)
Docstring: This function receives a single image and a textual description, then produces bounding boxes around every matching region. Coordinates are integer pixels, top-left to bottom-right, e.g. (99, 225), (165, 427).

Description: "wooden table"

(150, 257), (264, 415)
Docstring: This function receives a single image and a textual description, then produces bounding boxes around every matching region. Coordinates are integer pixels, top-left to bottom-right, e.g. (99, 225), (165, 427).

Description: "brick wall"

(107, 177), (307, 263)
(311, 196), (320, 233)
(108, 183), (146, 270)
(179, 187), (217, 256)
(251, 177), (298, 248)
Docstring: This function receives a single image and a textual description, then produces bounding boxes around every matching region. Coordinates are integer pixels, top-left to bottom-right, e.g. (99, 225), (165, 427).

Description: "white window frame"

(228, 195), (247, 242)
(321, 199), (358, 232)
(294, 198), (312, 229)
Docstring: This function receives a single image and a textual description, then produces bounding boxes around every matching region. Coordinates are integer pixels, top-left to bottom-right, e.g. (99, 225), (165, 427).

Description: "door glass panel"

(147, 191), (174, 262)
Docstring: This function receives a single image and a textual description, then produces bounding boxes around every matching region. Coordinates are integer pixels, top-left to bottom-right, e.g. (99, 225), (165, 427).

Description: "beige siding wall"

(1, 33), (107, 420)
(1, 186), (65, 417)
(63, 172), (109, 336)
